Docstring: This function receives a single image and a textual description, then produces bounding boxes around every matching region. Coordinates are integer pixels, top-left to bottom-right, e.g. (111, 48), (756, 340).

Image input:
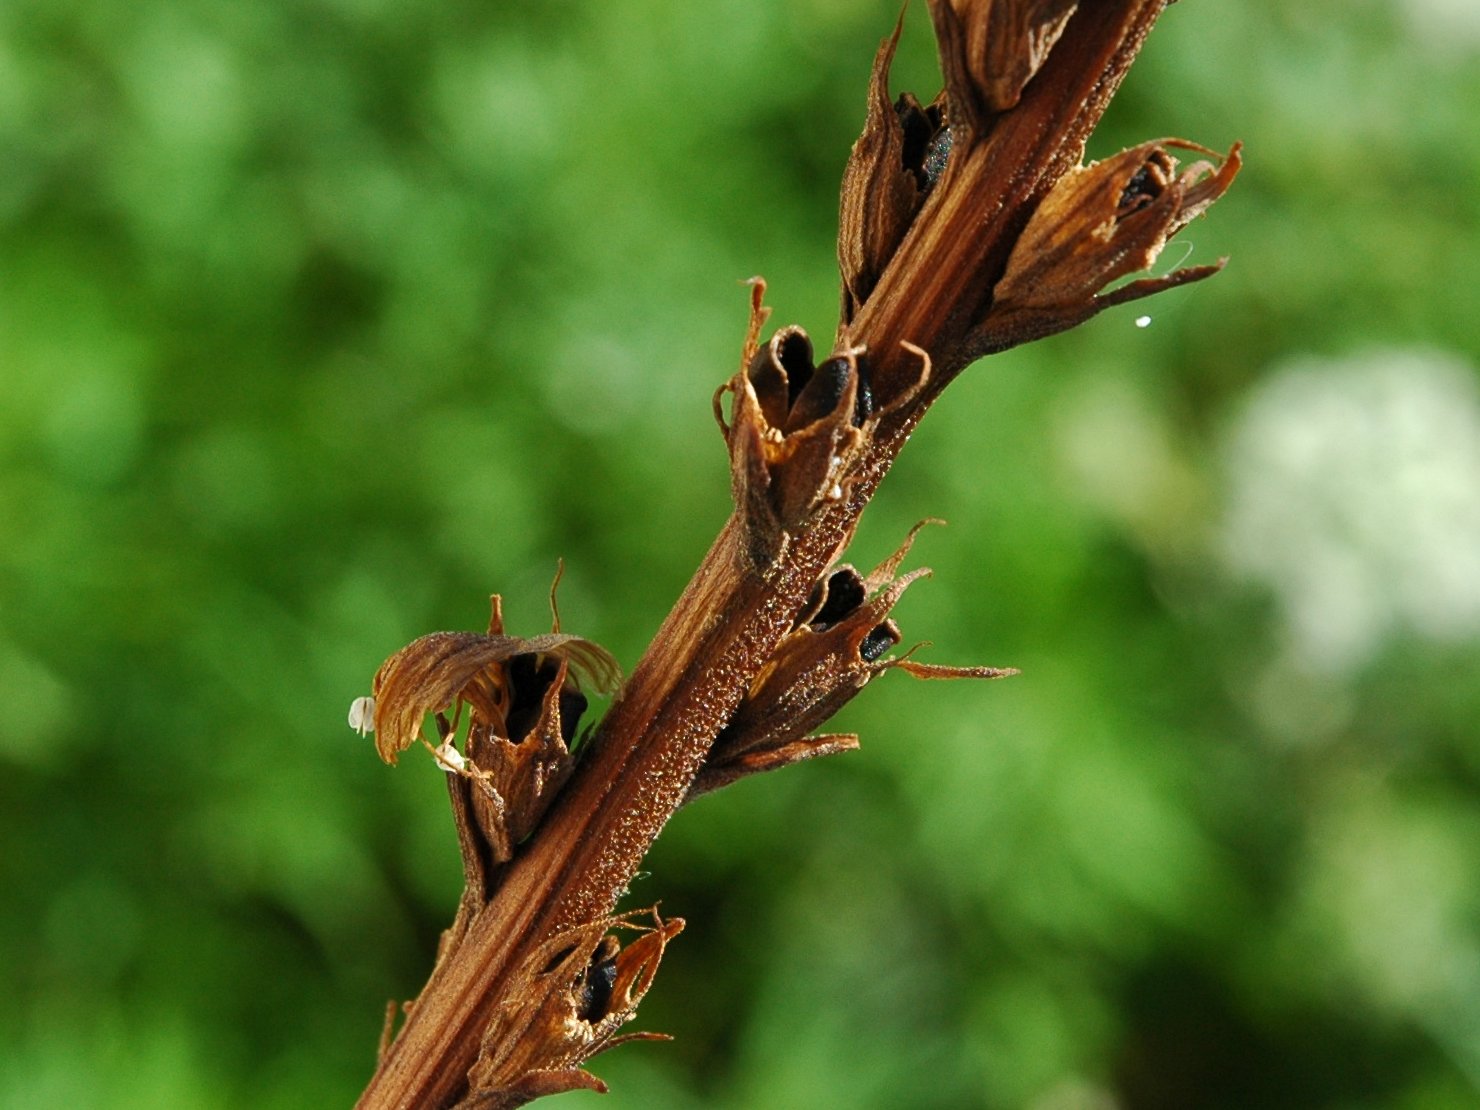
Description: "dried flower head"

(691, 522), (1016, 800)
(976, 138), (1242, 350)
(366, 612), (619, 766)
(717, 280), (933, 566)
(838, 18), (951, 326)
(460, 909), (683, 1110)
(361, 594), (620, 866)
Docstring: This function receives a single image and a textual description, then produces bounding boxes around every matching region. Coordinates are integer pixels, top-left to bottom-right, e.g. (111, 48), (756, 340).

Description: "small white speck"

(348, 696), (376, 735)
(1135, 315), (1152, 329)
(827, 483), (843, 500)
(432, 740), (467, 774)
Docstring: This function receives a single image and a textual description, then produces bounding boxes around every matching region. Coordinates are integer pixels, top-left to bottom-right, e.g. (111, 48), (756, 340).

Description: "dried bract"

(976, 139), (1242, 350)
(718, 281), (933, 567)
(930, 0), (1078, 125)
(459, 910), (684, 1110)
(368, 613), (619, 765)
(690, 523), (1017, 800)
(719, 283), (866, 564)
(361, 597), (620, 868)
(838, 20), (952, 325)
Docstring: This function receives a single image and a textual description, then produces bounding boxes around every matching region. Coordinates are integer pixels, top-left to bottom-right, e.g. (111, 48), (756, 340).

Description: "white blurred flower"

(1221, 348), (1480, 672)
(1398, 0), (1480, 55)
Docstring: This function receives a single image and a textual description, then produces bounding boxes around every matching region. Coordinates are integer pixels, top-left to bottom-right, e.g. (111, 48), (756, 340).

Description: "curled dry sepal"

(354, 3), (1239, 1106)
(355, 594), (620, 868)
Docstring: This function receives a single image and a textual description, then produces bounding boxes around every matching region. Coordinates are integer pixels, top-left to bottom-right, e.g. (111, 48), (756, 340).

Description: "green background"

(5, 1), (1480, 1106)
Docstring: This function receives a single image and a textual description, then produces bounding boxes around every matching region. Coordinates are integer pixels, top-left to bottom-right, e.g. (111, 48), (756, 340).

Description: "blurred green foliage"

(4, 0), (1480, 1106)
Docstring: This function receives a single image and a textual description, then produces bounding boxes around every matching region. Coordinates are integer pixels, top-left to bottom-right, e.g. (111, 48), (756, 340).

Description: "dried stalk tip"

(841, 0), (1080, 326)
(838, 3), (1241, 375)
(459, 909), (684, 1110)
(690, 522), (1016, 801)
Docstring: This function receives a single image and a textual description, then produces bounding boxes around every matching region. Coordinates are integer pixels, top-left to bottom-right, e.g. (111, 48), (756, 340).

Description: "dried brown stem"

(357, 508), (874, 1108)
(355, 2), (1236, 1106)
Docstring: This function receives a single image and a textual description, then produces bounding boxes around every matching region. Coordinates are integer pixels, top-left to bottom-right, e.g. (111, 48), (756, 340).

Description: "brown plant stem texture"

(355, 2), (1239, 1107)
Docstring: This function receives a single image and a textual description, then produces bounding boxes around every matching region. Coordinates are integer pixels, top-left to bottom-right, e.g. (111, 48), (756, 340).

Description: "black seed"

(1119, 163), (1160, 210)
(922, 127), (953, 190)
(578, 953), (619, 1022)
(853, 353), (875, 426)
(895, 93), (932, 176)
(859, 623), (899, 662)
(811, 569), (866, 631)
(776, 330), (816, 407)
(505, 654), (560, 741)
(558, 687), (588, 745)
(786, 355), (852, 431)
